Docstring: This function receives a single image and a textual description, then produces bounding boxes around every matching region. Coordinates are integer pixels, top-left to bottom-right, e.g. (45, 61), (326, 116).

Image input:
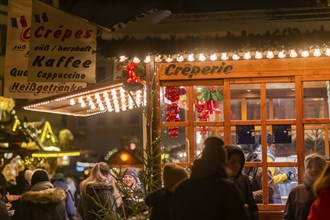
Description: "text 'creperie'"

(165, 63), (233, 78)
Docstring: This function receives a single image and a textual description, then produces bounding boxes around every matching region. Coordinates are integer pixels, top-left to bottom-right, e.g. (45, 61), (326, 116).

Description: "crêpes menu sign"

(28, 1), (96, 83)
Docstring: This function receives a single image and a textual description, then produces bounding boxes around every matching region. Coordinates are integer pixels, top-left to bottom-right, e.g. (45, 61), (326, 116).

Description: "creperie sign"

(162, 62), (233, 79)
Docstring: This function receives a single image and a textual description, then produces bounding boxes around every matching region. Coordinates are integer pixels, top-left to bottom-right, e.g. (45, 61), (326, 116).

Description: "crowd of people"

(0, 136), (329, 220)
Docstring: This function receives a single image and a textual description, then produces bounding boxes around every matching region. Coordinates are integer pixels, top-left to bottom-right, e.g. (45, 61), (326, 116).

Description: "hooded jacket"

(78, 182), (117, 220)
(21, 181), (66, 220)
(52, 180), (77, 219)
(226, 145), (259, 220)
(170, 159), (249, 220)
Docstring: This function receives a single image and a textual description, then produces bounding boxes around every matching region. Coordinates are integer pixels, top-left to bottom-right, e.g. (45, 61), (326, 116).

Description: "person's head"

(122, 167), (138, 187)
(80, 162), (113, 194)
(201, 137), (226, 165)
(162, 163), (188, 191)
(31, 169), (49, 186)
(312, 163), (330, 194)
(258, 133), (274, 150)
(225, 145), (245, 177)
(304, 153), (326, 186)
(51, 172), (65, 183)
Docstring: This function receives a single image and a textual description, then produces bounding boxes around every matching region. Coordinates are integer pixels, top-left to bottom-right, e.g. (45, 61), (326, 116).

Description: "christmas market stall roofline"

(98, 6), (330, 58)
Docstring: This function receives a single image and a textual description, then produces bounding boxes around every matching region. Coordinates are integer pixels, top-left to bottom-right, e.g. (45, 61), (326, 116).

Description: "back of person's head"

(257, 133), (273, 146)
(312, 163), (330, 194)
(305, 153), (326, 170)
(201, 137), (226, 164)
(31, 170), (49, 186)
(163, 163), (188, 191)
(80, 162), (111, 194)
(304, 153), (326, 185)
(51, 172), (65, 183)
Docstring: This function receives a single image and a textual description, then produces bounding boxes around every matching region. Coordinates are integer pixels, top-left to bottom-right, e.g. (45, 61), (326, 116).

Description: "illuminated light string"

(24, 83), (147, 116)
(121, 46), (330, 63)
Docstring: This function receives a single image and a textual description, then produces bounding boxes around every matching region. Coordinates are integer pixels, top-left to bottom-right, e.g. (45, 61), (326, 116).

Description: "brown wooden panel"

(158, 57), (330, 80)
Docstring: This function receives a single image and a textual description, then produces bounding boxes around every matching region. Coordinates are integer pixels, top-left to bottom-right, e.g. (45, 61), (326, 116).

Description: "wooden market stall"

(99, 6), (330, 218)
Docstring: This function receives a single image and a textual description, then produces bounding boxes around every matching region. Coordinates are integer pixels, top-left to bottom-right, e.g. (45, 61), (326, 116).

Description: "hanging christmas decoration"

(195, 87), (223, 138)
(122, 58), (144, 91)
(165, 87), (186, 138)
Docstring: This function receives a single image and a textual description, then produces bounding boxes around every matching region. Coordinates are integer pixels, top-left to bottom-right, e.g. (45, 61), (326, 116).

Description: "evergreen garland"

(197, 87), (223, 101)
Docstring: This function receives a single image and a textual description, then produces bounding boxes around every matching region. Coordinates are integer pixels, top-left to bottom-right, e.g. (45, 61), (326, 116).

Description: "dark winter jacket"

(21, 181), (67, 220)
(245, 153), (275, 204)
(146, 188), (172, 220)
(0, 198), (10, 220)
(78, 182), (117, 220)
(170, 159), (249, 220)
(52, 180), (77, 219)
(283, 183), (316, 220)
(226, 145), (259, 220)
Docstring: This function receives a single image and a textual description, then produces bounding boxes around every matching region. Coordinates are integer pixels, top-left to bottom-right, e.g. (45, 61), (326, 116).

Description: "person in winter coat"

(283, 153), (326, 220)
(21, 169), (67, 220)
(242, 145), (275, 204)
(51, 173), (77, 220)
(307, 163), (330, 220)
(146, 163), (188, 220)
(0, 197), (10, 220)
(120, 167), (146, 219)
(170, 137), (249, 220)
(78, 162), (120, 220)
(7, 170), (30, 220)
(225, 145), (259, 220)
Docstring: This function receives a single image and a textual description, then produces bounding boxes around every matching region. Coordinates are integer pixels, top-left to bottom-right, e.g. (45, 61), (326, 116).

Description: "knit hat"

(201, 137), (227, 164)
(123, 167), (138, 181)
(31, 170), (49, 186)
(163, 163), (188, 190)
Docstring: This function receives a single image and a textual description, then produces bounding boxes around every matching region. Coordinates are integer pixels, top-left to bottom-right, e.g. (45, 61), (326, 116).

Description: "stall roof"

(22, 80), (146, 117)
(100, 6), (330, 57)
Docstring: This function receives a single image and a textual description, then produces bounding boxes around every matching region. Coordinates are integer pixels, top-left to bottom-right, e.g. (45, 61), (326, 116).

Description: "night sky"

(58, 0), (323, 29)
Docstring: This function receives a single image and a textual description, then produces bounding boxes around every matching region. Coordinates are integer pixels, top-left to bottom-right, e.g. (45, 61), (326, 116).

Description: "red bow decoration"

(165, 87), (186, 138)
(122, 61), (144, 91)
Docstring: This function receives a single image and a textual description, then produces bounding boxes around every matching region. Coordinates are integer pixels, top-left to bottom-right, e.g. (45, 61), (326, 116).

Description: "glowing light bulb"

(144, 56), (151, 63)
(243, 52), (251, 59)
(221, 52), (228, 60)
(209, 53), (217, 61)
(278, 50), (286, 58)
(255, 51), (263, 59)
(290, 49), (297, 58)
(266, 51), (274, 59)
(176, 55), (184, 62)
(198, 53), (206, 61)
(187, 54), (195, 61)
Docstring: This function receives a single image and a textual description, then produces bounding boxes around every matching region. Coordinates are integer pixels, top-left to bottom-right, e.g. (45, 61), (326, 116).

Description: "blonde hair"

(79, 162), (111, 195)
(312, 163), (330, 194)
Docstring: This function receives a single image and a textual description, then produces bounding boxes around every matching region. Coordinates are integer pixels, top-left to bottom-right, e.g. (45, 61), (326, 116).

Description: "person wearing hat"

(51, 173), (77, 220)
(120, 167), (146, 218)
(145, 163), (188, 220)
(225, 145), (259, 220)
(170, 137), (249, 220)
(21, 169), (67, 220)
(284, 153), (326, 220)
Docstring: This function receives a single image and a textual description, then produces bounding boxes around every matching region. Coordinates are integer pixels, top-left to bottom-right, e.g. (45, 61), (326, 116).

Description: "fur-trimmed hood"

(22, 187), (66, 204)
